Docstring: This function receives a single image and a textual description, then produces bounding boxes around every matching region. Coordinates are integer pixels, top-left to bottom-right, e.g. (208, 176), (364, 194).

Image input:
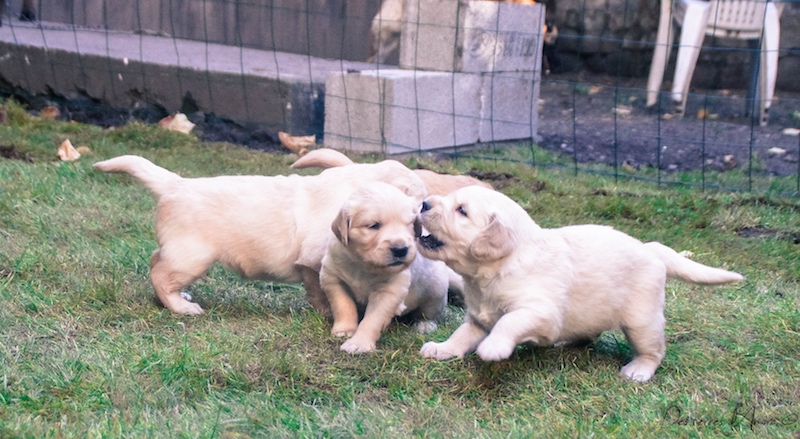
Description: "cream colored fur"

(93, 155), (426, 316)
(416, 185), (744, 382)
(367, 0), (403, 64)
(292, 148), (493, 196)
(320, 182), (450, 354)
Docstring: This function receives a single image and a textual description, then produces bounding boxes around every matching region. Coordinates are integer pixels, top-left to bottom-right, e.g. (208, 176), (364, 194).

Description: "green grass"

(1, 100), (798, 437)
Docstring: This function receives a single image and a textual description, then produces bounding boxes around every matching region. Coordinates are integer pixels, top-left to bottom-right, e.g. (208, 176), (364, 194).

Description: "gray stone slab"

(479, 71), (540, 142)
(324, 68), (541, 154)
(324, 69), (482, 154)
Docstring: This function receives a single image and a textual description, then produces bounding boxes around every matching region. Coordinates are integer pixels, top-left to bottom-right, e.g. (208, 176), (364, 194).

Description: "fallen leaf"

(767, 147), (786, 156)
(724, 154), (737, 169)
(158, 113), (195, 134)
(678, 250), (694, 258)
(279, 131), (316, 155)
(781, 128), (800, 136)
(57, 139), (80, 161)
(588, 85), (603, 95)
(41, 106), (60, 119)
(613, 105), (632, 116)
(622, 161), (636, 172)
(662, 113), (674, 120)
(76, 145), (92, 155)
(697, 108), (708, 119)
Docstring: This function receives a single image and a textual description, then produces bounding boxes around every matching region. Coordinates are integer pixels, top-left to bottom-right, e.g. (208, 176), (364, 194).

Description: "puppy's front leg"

(321, 275), (359, 338)
(420, 318), (488, 360)
(340, 290), (403, 354)
(475, 308), (560, 361)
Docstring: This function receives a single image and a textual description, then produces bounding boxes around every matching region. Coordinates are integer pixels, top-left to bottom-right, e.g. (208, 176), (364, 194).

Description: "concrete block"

(399, 0), (545, 73)
(324, 69), (540, 153)
(324, 69), (483, 154)
(478, 71), (540, 142)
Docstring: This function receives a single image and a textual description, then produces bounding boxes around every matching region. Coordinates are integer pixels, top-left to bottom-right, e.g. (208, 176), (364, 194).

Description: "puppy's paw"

(419, 342), (459, 360)
(170, 298), (205, 316)
(475, 337), (515, 362)
(331, 323), (357, 338)
(340, 338), (376, 354)
(620, 359), (658, 382)
(414, 320), (438, 334)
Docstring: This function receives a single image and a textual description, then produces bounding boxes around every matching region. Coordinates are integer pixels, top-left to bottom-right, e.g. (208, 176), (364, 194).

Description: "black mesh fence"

(0, 0), (797, 195)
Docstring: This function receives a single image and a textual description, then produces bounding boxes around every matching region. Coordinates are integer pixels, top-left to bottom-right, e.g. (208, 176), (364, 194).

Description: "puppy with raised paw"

(416, 185), (744, 382)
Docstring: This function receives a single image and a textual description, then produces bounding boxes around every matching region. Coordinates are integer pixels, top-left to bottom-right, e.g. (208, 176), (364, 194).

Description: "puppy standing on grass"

(93, 155), (426, 316)
(415, 185), (744, 382)
(321, 182), (453, 354)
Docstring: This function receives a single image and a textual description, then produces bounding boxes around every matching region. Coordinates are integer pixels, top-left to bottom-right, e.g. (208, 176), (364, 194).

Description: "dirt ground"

(536, 71), (800, 177)
(3, 71), (799, 177)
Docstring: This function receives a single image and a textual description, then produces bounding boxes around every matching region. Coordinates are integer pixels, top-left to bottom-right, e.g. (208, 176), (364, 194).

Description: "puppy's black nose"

(391, 246), (409, 259)
(421, 201), (431, 212)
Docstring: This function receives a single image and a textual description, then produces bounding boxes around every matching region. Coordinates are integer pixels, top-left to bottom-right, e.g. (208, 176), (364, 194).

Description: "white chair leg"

(670, 1), (710, 116)
(646, 0), (674, 107)
(759, 3), (780, 125)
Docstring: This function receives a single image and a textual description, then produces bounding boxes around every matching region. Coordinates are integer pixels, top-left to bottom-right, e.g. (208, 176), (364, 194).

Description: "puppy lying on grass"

(291, 148), (492, 196)
(416, 185), (744, 382)
(93, 155), (426, 316)
(321, 182), (457, 354)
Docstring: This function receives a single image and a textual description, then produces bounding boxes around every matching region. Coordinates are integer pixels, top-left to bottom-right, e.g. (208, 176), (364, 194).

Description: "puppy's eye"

(456, 206), (468, 217)
(368, 223), (381, 230)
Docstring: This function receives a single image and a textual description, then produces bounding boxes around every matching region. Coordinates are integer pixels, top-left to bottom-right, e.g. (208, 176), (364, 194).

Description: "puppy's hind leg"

(413, 289), (447, 334)
(301, 266), (331, 317)
(150, 248), (209, 315)
(619, 316), (666, 382)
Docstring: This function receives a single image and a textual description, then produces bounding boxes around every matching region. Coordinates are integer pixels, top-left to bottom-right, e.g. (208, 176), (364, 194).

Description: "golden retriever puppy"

(93, 155), (426, 316)
(321, 182), (451, 353)
(415, 185), (744, 382)
(291, 148), (493, 196)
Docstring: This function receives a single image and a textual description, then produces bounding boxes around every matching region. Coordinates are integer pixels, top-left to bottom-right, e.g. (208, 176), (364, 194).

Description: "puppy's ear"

(469, 214), (515, 261)
(331, 206), (350, 246)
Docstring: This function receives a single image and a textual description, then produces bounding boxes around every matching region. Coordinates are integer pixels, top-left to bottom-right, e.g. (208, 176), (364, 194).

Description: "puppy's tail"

(93, 155), (181, 197)
(291, 148), (354, 169)
(644, 242), (744, 285)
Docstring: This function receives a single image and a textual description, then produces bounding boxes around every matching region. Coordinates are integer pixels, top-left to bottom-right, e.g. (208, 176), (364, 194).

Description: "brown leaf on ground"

(279, 131), (315, 155)
(613, 105), (632, 116)
(723, 154), (737, 169)
(57, 139), (80, 161)
(781, 128), (800, 136)
(76, 145), (92, 155)
(41, 106), (60, 119)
